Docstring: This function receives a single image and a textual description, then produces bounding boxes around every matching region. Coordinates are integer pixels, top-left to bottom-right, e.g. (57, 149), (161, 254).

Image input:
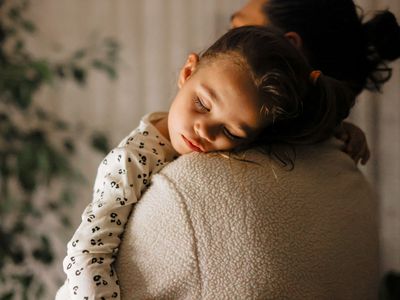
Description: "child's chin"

(171, 139), (187, 155)
(177, 148), (191, 155)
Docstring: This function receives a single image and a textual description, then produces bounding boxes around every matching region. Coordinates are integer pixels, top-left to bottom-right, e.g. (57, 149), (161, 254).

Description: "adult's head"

(231, 0), (400, 95)
(168, 26), (354, 157)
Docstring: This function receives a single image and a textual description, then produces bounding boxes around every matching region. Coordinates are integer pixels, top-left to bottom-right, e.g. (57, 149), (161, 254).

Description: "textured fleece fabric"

(56, 139), (379, 300)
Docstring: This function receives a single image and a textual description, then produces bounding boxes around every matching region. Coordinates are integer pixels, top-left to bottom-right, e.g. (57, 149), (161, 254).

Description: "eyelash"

(194, 97), (210, 112)
(223, 127), (242, 141)
(193, 97), (242, 141)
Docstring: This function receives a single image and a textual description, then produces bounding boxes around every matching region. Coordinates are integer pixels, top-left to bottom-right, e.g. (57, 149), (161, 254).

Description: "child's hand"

(334, 121), (370, 165)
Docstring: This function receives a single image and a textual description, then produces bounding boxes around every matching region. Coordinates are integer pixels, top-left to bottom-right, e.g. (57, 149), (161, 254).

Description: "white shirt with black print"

(63, 112), (178, 300)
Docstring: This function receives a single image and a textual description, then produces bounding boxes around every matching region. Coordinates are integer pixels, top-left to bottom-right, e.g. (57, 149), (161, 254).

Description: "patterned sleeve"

(63, 128), (175, 299)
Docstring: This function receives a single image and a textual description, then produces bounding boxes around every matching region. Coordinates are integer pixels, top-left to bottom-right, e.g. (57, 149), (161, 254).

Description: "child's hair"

(262, 0), (400, 95)
(200, 26), (354, 151)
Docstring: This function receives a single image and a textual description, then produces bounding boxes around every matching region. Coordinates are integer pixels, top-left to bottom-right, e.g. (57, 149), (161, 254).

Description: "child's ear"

(178, 53), (200, 88)
(284, 31), (303, 50)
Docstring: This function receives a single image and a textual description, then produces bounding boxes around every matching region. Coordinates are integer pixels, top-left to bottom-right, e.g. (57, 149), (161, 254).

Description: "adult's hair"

(263, 0), (400, 95)
(201, 26), (355, 148)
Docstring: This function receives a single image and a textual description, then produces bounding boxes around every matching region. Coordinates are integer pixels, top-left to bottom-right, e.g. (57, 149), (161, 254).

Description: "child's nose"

(195, 121), (217, 143)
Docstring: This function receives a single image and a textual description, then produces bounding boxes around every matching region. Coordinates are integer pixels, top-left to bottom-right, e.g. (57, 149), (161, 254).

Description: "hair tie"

(310, 70), (322, 84)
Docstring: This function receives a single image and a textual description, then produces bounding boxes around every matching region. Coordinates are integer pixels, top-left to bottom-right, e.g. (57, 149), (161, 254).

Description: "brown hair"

(262, 0), (400, 95)
(201, 26), (355, 152)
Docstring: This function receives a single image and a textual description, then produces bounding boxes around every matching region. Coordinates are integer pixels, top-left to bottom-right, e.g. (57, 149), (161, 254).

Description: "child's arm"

(63, 127), (176, 299)
(334, 121), (370, 165)
(63, 147), (138, 300)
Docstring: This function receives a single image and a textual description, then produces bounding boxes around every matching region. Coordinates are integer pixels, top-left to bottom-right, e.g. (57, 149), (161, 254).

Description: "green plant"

(0, 0), (118, 298)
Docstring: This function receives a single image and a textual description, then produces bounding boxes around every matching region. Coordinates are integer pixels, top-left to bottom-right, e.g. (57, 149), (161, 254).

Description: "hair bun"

(363, 10), (400, 61)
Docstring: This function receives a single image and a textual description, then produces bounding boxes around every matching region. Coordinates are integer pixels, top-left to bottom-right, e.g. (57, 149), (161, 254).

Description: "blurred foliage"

(0, 0), (116, 298)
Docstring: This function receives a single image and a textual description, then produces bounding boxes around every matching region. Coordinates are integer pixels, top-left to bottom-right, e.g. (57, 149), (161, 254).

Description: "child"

(61, 26), (356, 299)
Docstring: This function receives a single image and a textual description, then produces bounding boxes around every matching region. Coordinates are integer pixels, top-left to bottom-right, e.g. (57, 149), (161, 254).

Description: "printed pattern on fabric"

(63, 113), (178, 300)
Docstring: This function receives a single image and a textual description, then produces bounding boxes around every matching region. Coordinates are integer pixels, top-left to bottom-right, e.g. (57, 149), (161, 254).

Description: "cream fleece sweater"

(56, 139), (379, 299)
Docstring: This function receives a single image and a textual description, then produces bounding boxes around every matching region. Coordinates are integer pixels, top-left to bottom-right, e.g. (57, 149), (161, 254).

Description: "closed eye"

(223, 127), (243, 141)
(194, 97), (210, 113)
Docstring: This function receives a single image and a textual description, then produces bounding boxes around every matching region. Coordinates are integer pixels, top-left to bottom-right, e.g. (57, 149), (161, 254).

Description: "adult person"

(113, 141), (379, 298)
(230, 0), (400, 96)
(110, 1), (400, 299)
(57, 1), (398, 299)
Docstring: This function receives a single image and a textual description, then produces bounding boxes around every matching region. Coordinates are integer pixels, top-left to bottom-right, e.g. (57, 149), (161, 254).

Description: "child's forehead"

(199, 59), (254, 91)
(196, 59), (266, 124)
(200, 51), (249, 71)
(195, 53), (258, 97)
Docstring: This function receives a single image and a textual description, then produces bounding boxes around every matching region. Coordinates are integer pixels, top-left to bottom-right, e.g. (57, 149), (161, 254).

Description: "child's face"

(168, 54), (269, 155)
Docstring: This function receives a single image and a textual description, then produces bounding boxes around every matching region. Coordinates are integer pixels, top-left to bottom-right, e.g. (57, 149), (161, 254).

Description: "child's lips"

(182, 135), (204, 152)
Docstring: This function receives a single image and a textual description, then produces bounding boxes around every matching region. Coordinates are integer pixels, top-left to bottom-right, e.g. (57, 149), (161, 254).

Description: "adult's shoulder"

(117, 139), (379, 299)
(158, 138), (361, 190)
